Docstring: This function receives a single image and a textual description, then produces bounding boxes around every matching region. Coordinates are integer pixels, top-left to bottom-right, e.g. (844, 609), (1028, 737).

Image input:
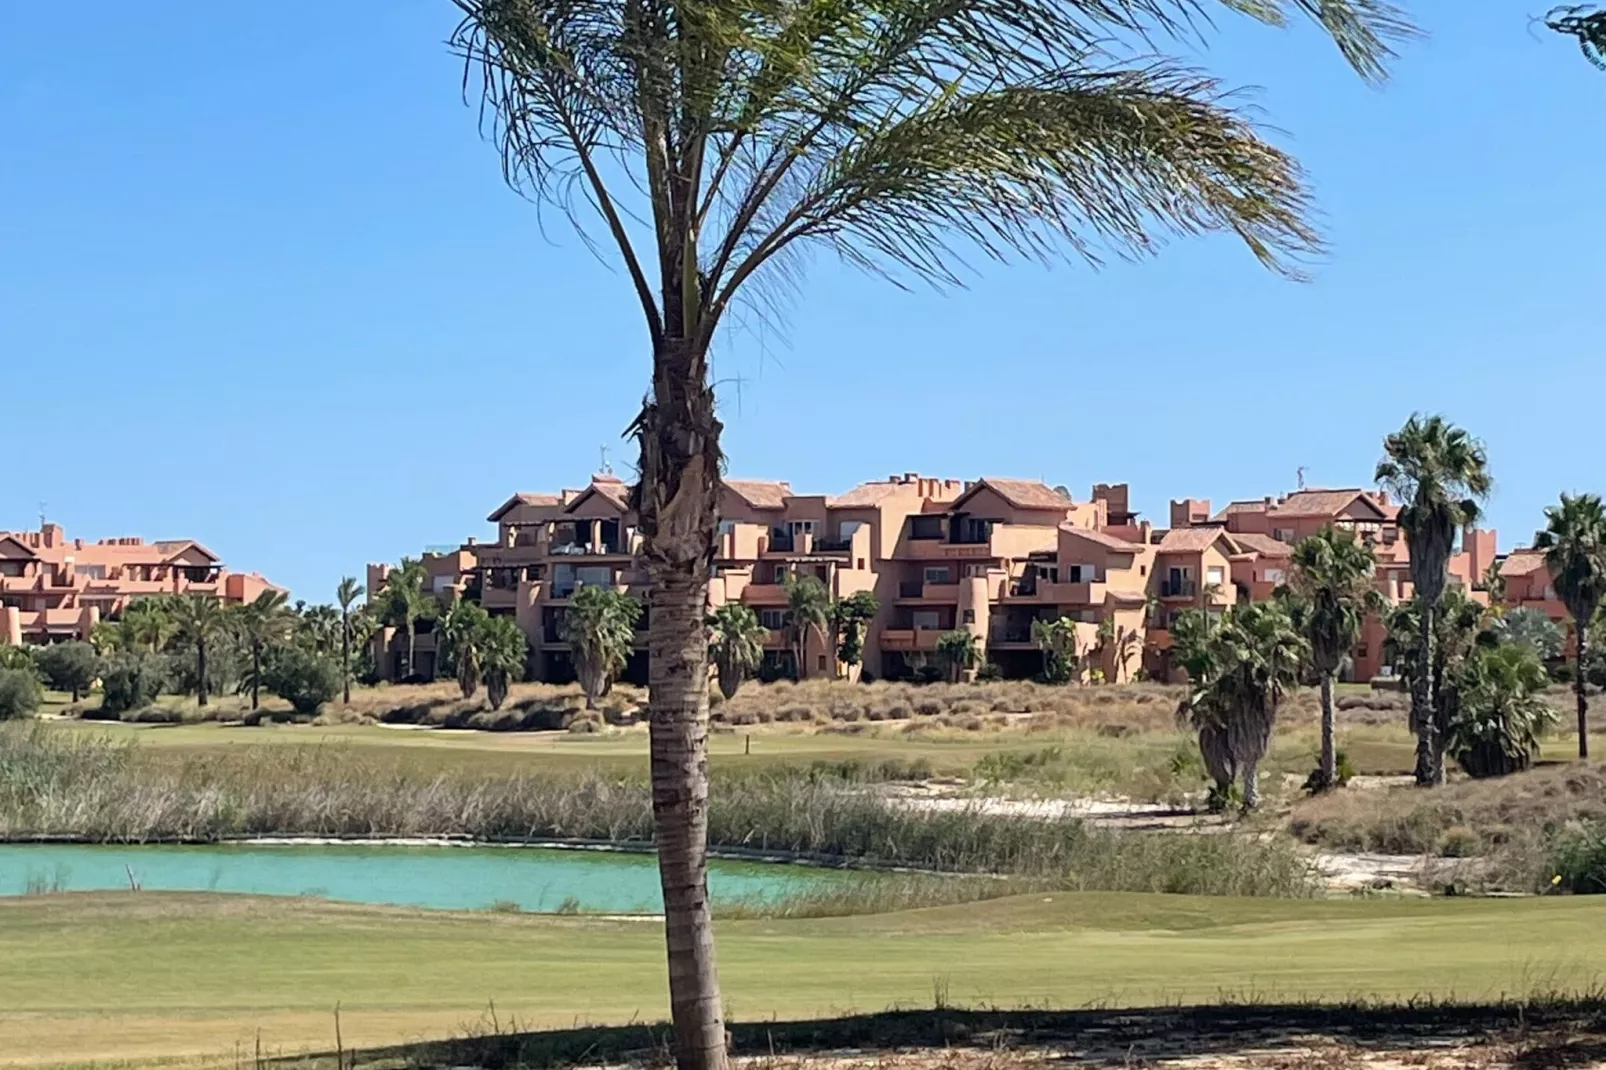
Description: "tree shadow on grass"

(274, 997), (1606, 1069)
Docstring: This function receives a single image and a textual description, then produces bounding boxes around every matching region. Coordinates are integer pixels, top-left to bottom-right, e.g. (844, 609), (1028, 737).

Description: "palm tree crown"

(707, 602), (766, 700)
(1375, 414), (1492, 603)
(1534, 492), (1606, 757)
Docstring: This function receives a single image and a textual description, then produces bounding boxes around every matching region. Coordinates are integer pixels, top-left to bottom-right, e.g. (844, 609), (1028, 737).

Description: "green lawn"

(1, 890), (1602, 1067)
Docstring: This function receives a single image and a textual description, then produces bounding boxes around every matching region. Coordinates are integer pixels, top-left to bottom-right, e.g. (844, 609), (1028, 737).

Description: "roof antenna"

(1295, 466), (1307, 491)
(37, 501), (47, 528)
(599, 445), (613, 475)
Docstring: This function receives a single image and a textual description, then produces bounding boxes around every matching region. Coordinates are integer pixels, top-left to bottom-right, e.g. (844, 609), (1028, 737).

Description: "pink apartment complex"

(372, 473), (1508, 685)
(0, 523), (281, 646)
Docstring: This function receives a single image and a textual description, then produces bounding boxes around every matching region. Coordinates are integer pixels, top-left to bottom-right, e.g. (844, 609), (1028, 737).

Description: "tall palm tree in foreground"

(707, 602), (765, 700)
(1535, 493), (1606, 758)
(234, 589), (291, 711)
(449, 2), (1413, 1065)
(1376, 414), (1492, 786)
(377, 559), (430, 680)
(1284, 526), (1382, 791)
(169, 595), (229, 707)
(336, 576), (366, 705)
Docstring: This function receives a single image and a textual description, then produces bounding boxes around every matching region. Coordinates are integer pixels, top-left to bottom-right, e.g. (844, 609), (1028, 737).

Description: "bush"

(1551, 824), (1606, 894)
(101, 654), (167, 714)
(34, 642), (103, 702)
(0, 670), (42, 720)
(262, 647), (341, 717)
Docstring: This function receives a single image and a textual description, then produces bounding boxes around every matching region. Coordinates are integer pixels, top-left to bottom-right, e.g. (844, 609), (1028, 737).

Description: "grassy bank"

(4, 891), (1606, 1067)
(0, 726), (1310, 898)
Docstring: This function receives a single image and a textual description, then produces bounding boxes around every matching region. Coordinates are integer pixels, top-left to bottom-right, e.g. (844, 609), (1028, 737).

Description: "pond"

(0, 843), (842, 913)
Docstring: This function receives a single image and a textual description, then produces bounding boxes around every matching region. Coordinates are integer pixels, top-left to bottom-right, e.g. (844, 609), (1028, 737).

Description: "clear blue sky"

(3, 2), (1601, 601)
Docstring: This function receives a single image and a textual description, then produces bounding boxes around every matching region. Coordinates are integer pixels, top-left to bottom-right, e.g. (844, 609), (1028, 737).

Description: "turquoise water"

(0, 844), (838, 912)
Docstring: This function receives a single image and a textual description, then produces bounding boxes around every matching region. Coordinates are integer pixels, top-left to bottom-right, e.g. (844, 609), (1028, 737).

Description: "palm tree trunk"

(341, 615), (352, 705)
(250, 642), (261, 711)
(1318, 672), (1337, 791)
(1412, 601), (1438, 786)
(636, 331), (728, 1070)
(1577, 618), (1590, 759)
(405, 619), (416, 680)
(1241, 755), (1260, 810)
(197, 639), (209, 707)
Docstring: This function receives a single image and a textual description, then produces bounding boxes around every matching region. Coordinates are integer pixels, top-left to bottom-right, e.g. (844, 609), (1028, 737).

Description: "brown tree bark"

(1317, 672), (1336, 790)
(1577, 619), (1590, 760)
(636, 334), (728, 1070)
(1412, 601), (1440, 786)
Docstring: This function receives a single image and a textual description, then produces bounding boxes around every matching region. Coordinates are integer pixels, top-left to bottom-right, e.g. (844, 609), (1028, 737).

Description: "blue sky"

(2, 2), (1601, 601)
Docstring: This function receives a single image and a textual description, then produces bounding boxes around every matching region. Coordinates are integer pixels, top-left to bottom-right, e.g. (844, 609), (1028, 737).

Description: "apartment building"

(0, 522), (280, 646)
(1168, 487), (1500, 681)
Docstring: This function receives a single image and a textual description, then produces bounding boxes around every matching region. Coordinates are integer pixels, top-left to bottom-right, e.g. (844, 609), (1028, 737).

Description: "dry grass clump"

(1289, 763), (1606, 858)
(714, 680), (1190, 731)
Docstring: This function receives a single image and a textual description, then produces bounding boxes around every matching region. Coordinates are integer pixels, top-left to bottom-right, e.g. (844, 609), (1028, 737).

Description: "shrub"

(33, 642), (103, 702)
(262, 647), (341, 717)
(101, 653), (167, 714)
(975, 662), (1002, 681)
(1551, 824), (1606, 894)
(0, 670), (42, 720)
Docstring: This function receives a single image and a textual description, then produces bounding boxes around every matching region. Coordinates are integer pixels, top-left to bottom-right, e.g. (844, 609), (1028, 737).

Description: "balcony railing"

(767, 534), (795, 553)
(990, 623), (1036, 644)
(813, 536), (852, 553)
(1161, 579), (1197, 598)
(898, 579), (924, 598)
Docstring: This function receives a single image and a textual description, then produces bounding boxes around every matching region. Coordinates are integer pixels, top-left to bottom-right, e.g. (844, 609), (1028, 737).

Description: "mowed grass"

(2, 891), (1604, 1067)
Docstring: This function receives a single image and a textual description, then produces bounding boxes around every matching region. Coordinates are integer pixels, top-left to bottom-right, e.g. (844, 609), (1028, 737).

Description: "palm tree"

(377, 559), (430, 681)
(1031, 616), (1081, 684)
(1179, 601), (1307, 810)
(1284, 527), (1383, 791)
(440, 599), (492, 699)
(450, 1), (1412, 1061)
(336, 576), (365, 705)
(481, 616), (529, 711)
(1548, 5), (1606, 67)
(706, 602), (765, 700)
(1376, 414), (1493, 786)
(168, 595), (228, 707)
(782, 574), (830, 681)
(1534, 493), (1606, 759)
(564, 585), (642, 709)
(1384, 585), (1491, 777)
(1448, 642), (1558, 778)
(123, 598), (174, 654)
(828, 591), (880, 679)
(935, 629), (981, 684)
(234, 590), (291, 711)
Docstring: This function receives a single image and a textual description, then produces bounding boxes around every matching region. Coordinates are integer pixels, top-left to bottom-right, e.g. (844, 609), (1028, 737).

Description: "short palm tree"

(1284, 527), (1383, 791)
(1179, 601), (1306, 810)
(782, 574), (830, 681)
(440, 599), (492, 699)
(935, 629), (982, 684)
(1535, 492), (1606, 758)
(451, 0), (1413, 1060)
(123, 598), (175, 654)
(828, 591), (880, 679)
(1384, 585), (1491, 775)
(706, 602), (765, 701)
(1031, 616), (1081, 684)
(480, 616), (529, 711)
(377, 559), (431, 680)
(1375, 414), (1492, 786)
(1448, 642), (1558, 778)
(168, 595), (229, 707)
(335, 576), (366, 705)
(563, 585), (642, 709)
(233, 590), (291, 711)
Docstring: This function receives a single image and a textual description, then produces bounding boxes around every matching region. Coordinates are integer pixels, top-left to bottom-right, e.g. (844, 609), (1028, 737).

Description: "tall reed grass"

(0, 725), (1313, 897)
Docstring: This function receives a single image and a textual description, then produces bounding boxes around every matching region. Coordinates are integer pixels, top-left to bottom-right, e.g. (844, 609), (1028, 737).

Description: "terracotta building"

(0, 522), (280, 646)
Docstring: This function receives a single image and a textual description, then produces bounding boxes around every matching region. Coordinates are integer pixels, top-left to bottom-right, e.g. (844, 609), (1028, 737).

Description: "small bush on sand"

(263, 648), (342, 718)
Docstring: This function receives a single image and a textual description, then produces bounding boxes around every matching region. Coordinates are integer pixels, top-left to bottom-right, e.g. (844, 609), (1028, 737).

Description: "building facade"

(0, 522), (281, 645)
(368, 477), (1505, 686)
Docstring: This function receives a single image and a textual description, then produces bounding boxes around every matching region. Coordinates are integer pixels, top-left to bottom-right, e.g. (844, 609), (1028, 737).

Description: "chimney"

(41, 523), (63, 548)
(466, 537), (477, 546)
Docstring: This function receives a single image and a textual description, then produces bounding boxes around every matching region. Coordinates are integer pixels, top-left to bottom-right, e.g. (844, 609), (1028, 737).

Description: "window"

(817, 655), (828, 672)
(962, 609), (976, 624)
(1274, 528), (1295, 543)
(1037, 564), (1060, 583)
(1139, 565), (1146, 576)
(908, 516), (944, 540)
(957, 517), (992, 543)
(857, 558), (866, 570)
(717, 520), (736, 536)
(772, 564), (787, 583)
(1206, 566), (1224, 586)
(838, 520), (864, 539)
(759, 609), (788, 629)
(787, 520), (815, 536)
(73, 564), (107, 580)
(924, 566), (952, 584)
(964, 563), (990, 577)
(912, 610), (942, 630)
(1264, 568), (1286, 584)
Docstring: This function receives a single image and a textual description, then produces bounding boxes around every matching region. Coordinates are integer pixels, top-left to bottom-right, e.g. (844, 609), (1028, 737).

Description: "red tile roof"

(723, 479), (793, 510)
(828, 481), (906, 508)
(1227, 532), (1294, 558)
(487, 493), (562, 522)
(1269, 488), (1390, 520)
(1059, 525), (1143, 552)
(1157, 527), (1233, 553)
(964, 478), (1073, 511)
(1499, 550), (1548, 578)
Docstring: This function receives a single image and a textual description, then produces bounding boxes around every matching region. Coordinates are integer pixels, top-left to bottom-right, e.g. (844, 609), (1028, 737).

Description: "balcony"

(740, 583), (790, 607)
(813, 536), (852, 553)
(766, 534), (795, 553)
(988, 622), (1037, 645)
(1004, 579), (1105, 605)
(897, 580), (962, 602)
(1160, 579), (1197, 599)
(879, 628), (943, 652)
